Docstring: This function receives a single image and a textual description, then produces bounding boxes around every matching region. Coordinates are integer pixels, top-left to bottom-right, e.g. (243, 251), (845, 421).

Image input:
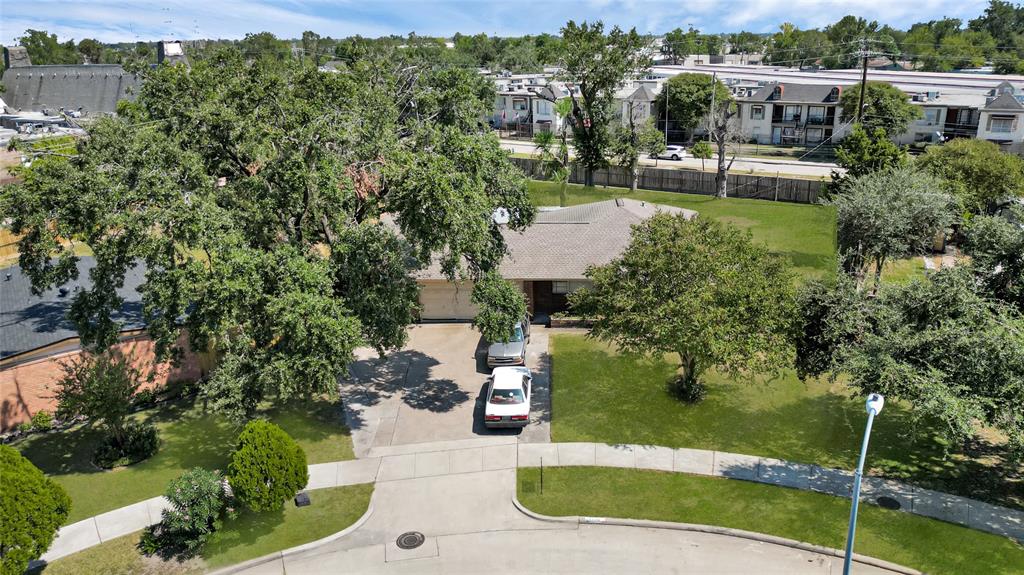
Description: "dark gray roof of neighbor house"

(0, 257), (146, 360)
(1, 65), (140, 114)
(626, 84), (657, 102)
(415, 198), (697, 281)
(985, 92), (1024, 111)
(746, 82), (841, 103)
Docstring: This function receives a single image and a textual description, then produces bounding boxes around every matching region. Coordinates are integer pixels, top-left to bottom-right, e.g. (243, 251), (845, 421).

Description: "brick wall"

(0, 331), (205, 431)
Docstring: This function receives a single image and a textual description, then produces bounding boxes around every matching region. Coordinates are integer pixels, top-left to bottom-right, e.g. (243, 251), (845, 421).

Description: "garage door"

(419, 282), (479, 320)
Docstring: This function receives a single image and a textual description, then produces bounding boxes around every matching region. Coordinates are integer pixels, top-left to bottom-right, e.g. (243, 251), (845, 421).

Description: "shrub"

(93, 421), (160, 468)
(29, 410), (54, 432)
(143, 467), (229, 557)
(15, 422), (32, 434)
(228, 420), (308, 512)
(0, 445), (71, 575)
(132, 388), (158, 408)
(56, 352), (159, 465)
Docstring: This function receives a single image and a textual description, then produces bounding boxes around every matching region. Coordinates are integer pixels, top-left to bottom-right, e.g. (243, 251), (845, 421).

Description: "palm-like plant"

(534, 98), (574, 206)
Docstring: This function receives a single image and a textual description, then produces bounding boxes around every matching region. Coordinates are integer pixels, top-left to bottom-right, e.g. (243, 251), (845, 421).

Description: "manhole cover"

(877, 496), (902, 510)
(396, 531), (426, 550)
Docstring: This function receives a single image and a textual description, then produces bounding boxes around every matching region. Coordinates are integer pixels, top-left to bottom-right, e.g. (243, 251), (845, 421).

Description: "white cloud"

(0, 0), (994, 44)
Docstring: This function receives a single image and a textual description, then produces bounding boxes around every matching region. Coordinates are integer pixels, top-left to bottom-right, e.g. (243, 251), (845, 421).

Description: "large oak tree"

(1, 49), (534, 419)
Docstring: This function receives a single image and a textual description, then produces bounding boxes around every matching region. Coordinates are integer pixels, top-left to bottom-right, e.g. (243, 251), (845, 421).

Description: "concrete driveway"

(341, 324), (551, 456)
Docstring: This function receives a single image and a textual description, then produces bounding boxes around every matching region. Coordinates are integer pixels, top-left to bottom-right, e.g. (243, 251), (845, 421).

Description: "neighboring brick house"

(0, 257), (205, 431)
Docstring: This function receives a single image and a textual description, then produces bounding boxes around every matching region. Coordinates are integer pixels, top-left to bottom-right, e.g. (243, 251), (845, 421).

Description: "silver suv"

(486, 318), (530, 368)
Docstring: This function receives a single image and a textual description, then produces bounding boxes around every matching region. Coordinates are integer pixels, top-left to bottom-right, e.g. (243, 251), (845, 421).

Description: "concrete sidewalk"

(41, 440), (1024, 565)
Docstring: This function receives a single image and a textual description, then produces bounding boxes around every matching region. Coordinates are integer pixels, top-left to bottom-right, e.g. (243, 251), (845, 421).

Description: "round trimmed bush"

(228, 420), (308, 512)
(0, 445), (71, 575)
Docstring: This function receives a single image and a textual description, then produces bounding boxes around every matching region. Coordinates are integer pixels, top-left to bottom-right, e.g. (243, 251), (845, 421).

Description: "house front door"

(771, 127), (782, 144)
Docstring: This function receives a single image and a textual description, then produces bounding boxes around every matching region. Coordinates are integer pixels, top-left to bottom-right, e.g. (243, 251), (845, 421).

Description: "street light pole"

(843, 393), (885, 575)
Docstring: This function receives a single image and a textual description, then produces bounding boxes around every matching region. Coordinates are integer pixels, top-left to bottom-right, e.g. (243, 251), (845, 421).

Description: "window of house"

(988, 115), (1017, 133)
(807, 106), (825, 124)
(552, 281), (588, 294)
(512, 98), (528, 111)
(536, 100), (551, 115)
(914, 132), (934, 143)
(805, 128), (823, 143)
(750, 105), (764, 120)
(783, 105), (800, 122)
(922, 108), (940, 126)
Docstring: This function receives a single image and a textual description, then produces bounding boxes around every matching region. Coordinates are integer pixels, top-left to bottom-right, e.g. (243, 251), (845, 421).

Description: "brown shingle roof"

(415, 198), (697, 281)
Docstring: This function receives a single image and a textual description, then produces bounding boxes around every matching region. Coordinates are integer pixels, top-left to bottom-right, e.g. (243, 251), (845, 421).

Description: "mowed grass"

(528, 180), (837, 280)
(12, 396), (355, 524)
(517, 467), (1024, 575)
(34, 483), (374, 574)
(550, 334), (1023, 508)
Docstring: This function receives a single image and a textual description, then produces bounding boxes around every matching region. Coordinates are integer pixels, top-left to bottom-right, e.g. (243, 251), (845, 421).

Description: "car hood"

(488, 341), (525, 357)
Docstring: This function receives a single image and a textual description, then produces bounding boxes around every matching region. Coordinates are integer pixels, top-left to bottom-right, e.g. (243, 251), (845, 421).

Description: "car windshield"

(510, 325), (524, 342)
(489, 388), (525, 404)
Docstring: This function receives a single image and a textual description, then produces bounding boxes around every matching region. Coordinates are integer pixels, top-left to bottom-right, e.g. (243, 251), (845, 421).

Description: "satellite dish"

(492, 207), (510, 225)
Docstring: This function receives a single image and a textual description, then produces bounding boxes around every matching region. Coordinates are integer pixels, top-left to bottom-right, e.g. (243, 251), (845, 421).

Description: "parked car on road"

(486, 317), (530, 368)
(655, 145), (686, 161)
(484, 366), (532, 428)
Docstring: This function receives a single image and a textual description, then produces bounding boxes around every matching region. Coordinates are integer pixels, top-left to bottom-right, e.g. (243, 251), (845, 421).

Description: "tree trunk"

(715, 137), (728, 198)
(585, 166), (594, 187)
(559, 180), (568, 207)
(630, 160), (639, 192)
(672, 353), (705, 402)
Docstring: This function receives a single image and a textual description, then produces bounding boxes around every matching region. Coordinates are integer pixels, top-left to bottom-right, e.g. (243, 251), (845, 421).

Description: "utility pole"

(708, 72), (717, 143)
(664, 79), (670, 144)
(855, 38), (869, 125)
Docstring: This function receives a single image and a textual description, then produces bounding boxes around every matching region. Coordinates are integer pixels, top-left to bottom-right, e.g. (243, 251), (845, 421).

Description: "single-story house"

(0, 258), (203, 431)
(416, 198), (698, 320)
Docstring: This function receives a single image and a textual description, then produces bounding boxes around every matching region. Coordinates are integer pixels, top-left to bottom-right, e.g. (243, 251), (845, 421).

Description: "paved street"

(234, 468), (898, 575)
(500, 139), (839, 179)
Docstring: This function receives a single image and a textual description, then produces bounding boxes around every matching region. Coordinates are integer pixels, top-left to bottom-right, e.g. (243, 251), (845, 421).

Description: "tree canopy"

(833, 166), (955, 291)
(0, 446), (71, 575)
(570, 214), (796, 401)
(556, 20), (650, 186)
(840, 81), (922, 138)
(796, 269), (1024, 453)
(916, 138), (1024, 215)
(655, 73), (732, 132)
(1, 48), (534, 419)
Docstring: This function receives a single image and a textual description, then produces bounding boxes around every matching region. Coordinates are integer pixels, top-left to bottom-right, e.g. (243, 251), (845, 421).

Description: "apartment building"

(736, 83), (846, 145)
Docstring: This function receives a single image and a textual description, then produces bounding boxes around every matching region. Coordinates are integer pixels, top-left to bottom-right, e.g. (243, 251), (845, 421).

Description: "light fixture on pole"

(843, 393), (884, 575)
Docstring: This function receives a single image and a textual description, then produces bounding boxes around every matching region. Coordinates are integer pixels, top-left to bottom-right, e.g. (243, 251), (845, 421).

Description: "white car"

(483, 366), (532, 428)
(656, 145), (686, 161)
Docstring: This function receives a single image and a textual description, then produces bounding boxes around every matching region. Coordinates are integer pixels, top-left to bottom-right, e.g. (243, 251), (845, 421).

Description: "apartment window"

(914, 132), (934, 143)
(805, 128), (823, 144)
(783, 105), (801, 122)
(512, 98), (528, 111)
(988, 114), (1017, 133)
(921, 108), (940, 126)
(536, 100), (551, 115)
(807, 106), (825, 124)
(750, 105), (764, 120)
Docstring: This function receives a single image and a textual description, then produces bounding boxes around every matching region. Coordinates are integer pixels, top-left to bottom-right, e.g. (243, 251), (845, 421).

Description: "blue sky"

(1, 0), (990, 44)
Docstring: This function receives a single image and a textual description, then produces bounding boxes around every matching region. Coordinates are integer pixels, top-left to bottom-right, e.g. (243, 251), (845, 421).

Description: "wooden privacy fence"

(510, 157), (824, 204)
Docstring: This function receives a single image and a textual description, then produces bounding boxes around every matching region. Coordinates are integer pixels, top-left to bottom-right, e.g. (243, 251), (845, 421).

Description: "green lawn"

(550, 334), (1022, 508)
(517, 467), (1024, 575)
(12, 396), (355, 524)
(528, 181), (837, 280)
(35, 483), (374, 574)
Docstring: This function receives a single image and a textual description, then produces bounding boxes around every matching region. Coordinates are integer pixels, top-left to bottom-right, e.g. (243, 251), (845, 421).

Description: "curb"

(206, 502), (374, 575)
(511, 495), (922, 575)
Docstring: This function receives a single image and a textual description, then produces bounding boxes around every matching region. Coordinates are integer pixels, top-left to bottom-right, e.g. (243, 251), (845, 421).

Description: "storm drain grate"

(396, 531), (426, 550)
(876, 496), (902, 510)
